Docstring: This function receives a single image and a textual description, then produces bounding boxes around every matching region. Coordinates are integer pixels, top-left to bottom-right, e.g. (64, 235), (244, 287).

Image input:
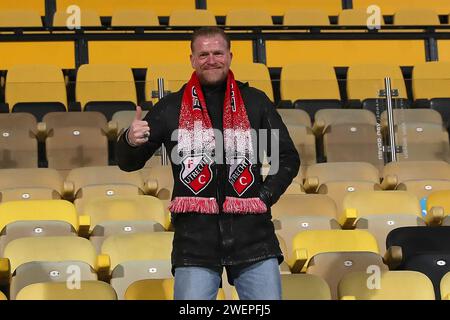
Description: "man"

(117, 27), (300, 300)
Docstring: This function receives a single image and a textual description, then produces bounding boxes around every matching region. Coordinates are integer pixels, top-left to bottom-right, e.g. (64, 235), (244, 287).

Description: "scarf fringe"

(169, 197), (219, 214)
(222, 197), (267, 214)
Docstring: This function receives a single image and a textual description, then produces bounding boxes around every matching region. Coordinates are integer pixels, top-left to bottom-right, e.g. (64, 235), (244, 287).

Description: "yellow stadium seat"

(339, 271), (435, 300)
(382, 161), (450, 203)
(76, 64), (137, 120)
(313, 109), (377, 135)
(65, 166), (149, 197)
(289, 229), (379, 273)
(0, 113), (38, 168)
(347, 64), (408, 101)
(441, 272), (450, 300)
(413, 62), (450, 100)
(281, 274), (331, 300)
(393, 123), (450, 162)
(0, 200), (84, 245)
(341, 191), (425, 254)
(65, 166), (151, 212)
(352, 0), (450, 16)
(207, 0), (342, 17)
(5, 64), (67, 118)
(277, 109), (311, 128)
(226, 9), (273, 26)
(0, 1), (46, 16)
(304, 162), (381, 212)
(0, 10), (42, 27)
(0, 236), (106, 298)
(56, 0), (194, 17)
(307, 251), (388, 299)
(111, 9), (159, 27)
(272, 194), (341, 261)
(145, 63), (193, 104)
(232, 63), (273, 101)
(3, 236), (98, 273)
(16, 281), (117, 300)
(338, 9), (384, 27)
(0, 168), (63, 202)
(101, 232), (174, 299)
(124, 279), (226, 300)
(380, 109), (444, 126)
(0, 290), (6, 300)
(169, 9), (216, 26)
(314, 110), (384, 170)
(394, 9), (441, 26)
(41, 112), (109, 173)
(426, 190), (450, 226)
(280, 63), (341, 102)
(52, 9), (101, 28)
(83, 195), (168, 251)
(283, 9), (330, 26)
(125, 278), (174, 300)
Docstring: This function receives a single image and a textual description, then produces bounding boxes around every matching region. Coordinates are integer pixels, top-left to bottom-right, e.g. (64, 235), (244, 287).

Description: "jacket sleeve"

(116, 102), (167, 172)
(258, 94), (301, 207)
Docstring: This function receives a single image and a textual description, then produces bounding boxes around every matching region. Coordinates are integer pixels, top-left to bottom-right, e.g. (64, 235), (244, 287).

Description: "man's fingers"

(135, 106), (143, 121)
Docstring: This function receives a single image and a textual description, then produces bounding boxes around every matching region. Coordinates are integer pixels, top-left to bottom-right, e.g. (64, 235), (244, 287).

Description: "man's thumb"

(135, 106), (143, 120)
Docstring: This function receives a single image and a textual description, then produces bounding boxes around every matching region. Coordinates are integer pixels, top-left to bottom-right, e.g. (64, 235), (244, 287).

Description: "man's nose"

(206, 54), (216, 64)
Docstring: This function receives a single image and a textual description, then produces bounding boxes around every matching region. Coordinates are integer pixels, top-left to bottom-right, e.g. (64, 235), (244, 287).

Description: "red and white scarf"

(169, 71), (267, 214)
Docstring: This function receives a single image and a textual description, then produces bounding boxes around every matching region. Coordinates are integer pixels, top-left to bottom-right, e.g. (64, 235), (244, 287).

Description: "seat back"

(0, 113), (38, 168)
(6, 64), (67, 112)
(280, 64), (340, 102)
(169, 9), (216, 26)
(0, 10), (42, 27)
(111, 9), (159, 27)
(76, 64), (137, 109)
(232, 63), (273, 101)
(16, 281), (117, 300)
(338, 271), (435, 300)
(52, 9), (101, 27)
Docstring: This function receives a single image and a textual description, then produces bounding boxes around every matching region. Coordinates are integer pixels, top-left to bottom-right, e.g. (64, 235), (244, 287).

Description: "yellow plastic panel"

(352, 0), (450, 15)
(0, 42), (75, 69)
(207, 0), (342, 16)
(266, 40), (426, 67)
(89, 40), (253, 68)
(56, 0), (194, 17)
(0, 0), (46, 16)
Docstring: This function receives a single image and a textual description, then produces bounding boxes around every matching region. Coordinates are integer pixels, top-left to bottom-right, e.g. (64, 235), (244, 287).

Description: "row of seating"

(1, 224), (450, 299)
(1, 271), (449, 300)
(2, 8), (450, 28)
(281, 108), (450, 167)
(3, 0), (450, 18)
(1, 62), (449, 119)
(1, 107), (449, 170)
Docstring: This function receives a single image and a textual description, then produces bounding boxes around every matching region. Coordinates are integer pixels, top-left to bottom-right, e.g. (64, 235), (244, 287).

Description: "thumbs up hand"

(127, 106), (150, 147)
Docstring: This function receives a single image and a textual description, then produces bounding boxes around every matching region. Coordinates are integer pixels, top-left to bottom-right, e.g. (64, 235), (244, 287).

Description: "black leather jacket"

(117, 81), (300, 274)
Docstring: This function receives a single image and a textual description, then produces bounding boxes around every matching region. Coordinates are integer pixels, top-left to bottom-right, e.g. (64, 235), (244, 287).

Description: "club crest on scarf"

(229, 156), (254, 196)
(180, 154), (214, 194)
(191, 87), (201, 111)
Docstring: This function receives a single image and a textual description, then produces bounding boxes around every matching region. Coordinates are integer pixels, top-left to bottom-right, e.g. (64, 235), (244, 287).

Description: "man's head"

(190, 27), (232, 86)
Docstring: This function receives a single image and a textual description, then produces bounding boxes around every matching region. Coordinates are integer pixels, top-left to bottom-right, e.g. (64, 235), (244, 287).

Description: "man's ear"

(190, 54), (195, 69)
(230, 51), (233, 62)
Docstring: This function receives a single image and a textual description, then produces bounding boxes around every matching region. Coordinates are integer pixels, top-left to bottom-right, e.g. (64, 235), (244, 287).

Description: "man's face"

(190, 35), (232, 86)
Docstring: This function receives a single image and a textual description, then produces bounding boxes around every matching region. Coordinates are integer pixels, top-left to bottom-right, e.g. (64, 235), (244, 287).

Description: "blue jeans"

(174, 258), (281, 300)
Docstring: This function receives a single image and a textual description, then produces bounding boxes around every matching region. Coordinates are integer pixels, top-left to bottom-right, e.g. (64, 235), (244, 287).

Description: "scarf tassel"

(222, 197), (267, 214)
(169, 197), (219, 214)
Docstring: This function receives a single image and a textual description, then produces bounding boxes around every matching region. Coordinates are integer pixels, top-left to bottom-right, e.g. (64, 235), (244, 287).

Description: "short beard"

(197, 72), (228, 87)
